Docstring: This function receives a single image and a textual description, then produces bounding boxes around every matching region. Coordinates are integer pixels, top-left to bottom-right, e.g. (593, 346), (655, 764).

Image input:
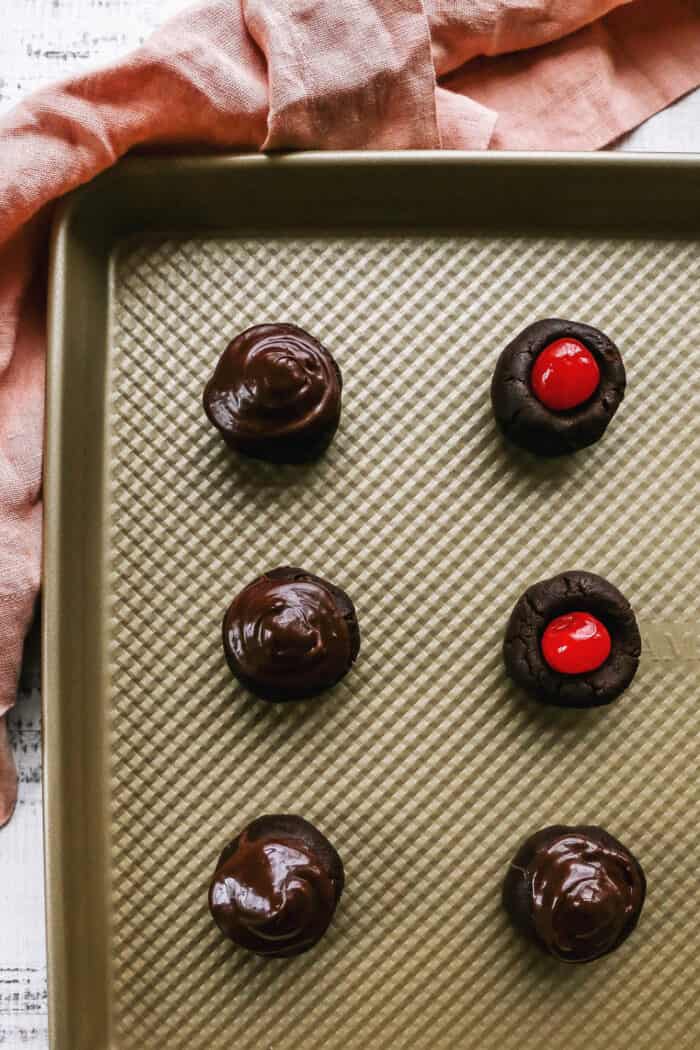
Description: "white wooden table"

(1, 2), (699, 1047)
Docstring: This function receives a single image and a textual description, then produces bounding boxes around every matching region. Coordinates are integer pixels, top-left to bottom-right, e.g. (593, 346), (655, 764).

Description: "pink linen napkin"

(0, 0), (699, 825)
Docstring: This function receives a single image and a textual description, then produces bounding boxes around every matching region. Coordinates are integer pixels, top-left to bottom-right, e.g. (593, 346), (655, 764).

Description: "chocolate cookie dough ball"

(491, 319), (626, 456)
(209, 815), (344, 958)
(503, 826), (646, 963)
(223, 567), (360, 701)
(503, 570), (641, 708)
(204, 324), (342, 462)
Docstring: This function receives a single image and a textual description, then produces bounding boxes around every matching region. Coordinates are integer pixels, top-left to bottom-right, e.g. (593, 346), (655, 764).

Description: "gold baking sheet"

(45, 154), (700, 1050)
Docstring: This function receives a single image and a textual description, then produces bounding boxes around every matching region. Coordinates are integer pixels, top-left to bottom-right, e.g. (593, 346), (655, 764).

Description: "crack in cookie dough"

(491, 319), (626, 457)
(503, 570), (641, 708)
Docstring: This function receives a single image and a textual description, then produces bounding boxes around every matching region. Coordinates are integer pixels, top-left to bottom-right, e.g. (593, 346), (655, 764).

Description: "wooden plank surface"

(1, 2), (699, 1047)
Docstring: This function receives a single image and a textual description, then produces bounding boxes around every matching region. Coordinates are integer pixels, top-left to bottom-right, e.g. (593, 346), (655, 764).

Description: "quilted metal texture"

(108, 233), (700, 1050)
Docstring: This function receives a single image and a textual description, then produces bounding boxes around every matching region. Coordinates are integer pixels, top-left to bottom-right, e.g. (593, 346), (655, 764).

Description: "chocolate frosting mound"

(504, 570), (641, 708)
(209, 815), (344, 958)
(503, 825), (646, 963)
(223, 567), (360, 701)
(204, 323), (342, 462)
(491, 318), (626, 456)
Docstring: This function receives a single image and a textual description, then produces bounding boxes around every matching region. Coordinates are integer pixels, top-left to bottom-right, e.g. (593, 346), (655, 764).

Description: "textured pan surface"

(105, 226), (700, 1050)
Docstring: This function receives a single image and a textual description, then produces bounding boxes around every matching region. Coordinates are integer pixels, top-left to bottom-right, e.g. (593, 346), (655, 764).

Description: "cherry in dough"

(541, 611), (611, 675)
(531, 338), (600, 412)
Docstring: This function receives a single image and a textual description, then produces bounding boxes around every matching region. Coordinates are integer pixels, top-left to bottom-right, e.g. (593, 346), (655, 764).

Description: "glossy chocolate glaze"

(209, 815), (344, 958)
(503, 826), (646, 963)
(203, 324), (342, 462)
(223, 567), (360, 701)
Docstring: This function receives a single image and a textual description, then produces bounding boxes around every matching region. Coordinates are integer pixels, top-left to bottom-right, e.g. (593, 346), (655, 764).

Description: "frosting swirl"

(203, 324), (342, 462)
(503, 825), (646, 963)
(223, 567), (360, 701)
(209, 815), (344, 958)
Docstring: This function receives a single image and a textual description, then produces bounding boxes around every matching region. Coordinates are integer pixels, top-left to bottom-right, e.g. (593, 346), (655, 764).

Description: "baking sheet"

(46, 155), (700, 1050)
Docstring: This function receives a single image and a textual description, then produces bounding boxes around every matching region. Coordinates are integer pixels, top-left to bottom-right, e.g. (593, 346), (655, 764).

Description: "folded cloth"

(1, 0), (699, 824)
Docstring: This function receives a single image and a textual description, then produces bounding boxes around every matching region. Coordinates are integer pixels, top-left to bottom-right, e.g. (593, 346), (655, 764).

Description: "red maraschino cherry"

(531, 338), (600, 412)
(541, 612), (611, 675)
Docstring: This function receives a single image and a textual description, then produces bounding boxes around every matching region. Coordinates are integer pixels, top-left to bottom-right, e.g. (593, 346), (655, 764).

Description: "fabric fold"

(244, 0), (442, 149)
(444, 0), (700, 150)
(426, 0), (637, 77)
